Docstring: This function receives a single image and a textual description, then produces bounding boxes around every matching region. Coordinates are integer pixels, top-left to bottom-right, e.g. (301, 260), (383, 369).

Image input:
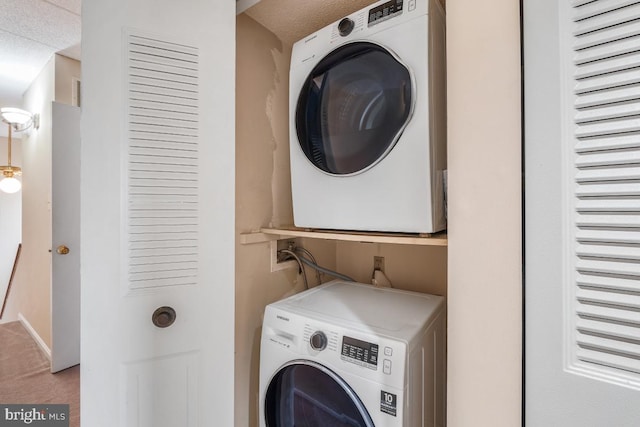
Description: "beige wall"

(55, 55), (81, 105)
(235, 14), (338, 427)
(4, 54), (81, 347)
(446, 0), (522, 426)
(336, 242), (447, 296)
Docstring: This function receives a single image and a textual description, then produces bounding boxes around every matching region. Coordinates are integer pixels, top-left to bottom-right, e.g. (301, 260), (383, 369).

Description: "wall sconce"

(1, 107), (39, 132)
(0, 107), (37, 194)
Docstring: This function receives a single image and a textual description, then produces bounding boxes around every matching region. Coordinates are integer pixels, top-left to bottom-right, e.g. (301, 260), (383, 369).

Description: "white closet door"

(81, 1), (235, 425)
(525, 0), (640, 425)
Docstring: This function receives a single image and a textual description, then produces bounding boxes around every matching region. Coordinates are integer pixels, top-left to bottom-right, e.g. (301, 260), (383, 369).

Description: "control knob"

(338, 18), (355, 37)
(310, 331), (327, 351)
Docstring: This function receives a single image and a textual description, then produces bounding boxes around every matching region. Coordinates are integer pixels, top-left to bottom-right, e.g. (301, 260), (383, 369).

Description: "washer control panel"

(341, 335), (379, 369)
(297, 320), (405, 387)
(368, 0), (404, 27)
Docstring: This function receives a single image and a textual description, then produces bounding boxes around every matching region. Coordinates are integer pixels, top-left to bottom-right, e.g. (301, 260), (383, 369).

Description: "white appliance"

(259, 281), (446, 426)
(289, 0), (447, 233)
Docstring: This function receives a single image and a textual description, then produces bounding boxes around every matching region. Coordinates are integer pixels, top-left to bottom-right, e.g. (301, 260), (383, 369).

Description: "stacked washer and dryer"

(260, 0), (447, 425)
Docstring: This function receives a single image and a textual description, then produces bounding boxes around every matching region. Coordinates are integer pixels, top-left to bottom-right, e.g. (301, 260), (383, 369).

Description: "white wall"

(446, 0), (522, 426)
(0, 136), (22, 317)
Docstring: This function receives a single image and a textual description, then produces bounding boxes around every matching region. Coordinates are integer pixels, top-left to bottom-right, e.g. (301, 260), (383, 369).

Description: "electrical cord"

(296, 253), (355, 282)
(279, 247), (355, 285)
(294, 247), (321, 285)
(279, 249), (309, 290)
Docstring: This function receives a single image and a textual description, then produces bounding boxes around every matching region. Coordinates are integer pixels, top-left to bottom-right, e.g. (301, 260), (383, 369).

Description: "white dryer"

(289, 0), (447, 233)
(259, 281), (446, 426)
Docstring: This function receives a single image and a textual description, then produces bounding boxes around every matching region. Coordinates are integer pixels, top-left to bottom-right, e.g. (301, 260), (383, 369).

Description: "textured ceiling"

(244, 0), (377, 46)
(0, 0), (81, 120)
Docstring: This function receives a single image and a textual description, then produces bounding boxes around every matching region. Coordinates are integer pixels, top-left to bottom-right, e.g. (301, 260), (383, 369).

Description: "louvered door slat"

(575, 3), (640, 35)
(126, 31), (200, 290)
(575, 20), (640, 51)
(575, 68), (640, 95)
(575, 85), (640, 109)
(571, 0), (640, 382)
(575, 117), (640, 137)
(576, 150), (640, 166)
(577, 199), (640, 212)
(577, 214), (640, 227)
(576, 303), (640, 325)
(575, 50), (640, 79)
(574, 0), (640, 22)
(577, 288), (640, 309)
(575, 133), (640, 152)
(577, 244), (640, 261)
(576, 166), (640, 182)
(577, 272), (640, 292)
(575, 36), (640, 65)
(577, 229), (640, 244)
(575, 182), (640, 197)
(576, 258), (640, 276)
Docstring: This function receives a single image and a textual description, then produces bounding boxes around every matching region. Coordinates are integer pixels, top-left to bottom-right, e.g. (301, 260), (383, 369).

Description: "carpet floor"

(0, 321), (79, 427)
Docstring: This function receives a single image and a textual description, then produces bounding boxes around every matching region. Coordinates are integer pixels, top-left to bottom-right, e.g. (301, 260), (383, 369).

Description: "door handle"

(56, 245), (70, 255)
(152, 306), (177, 328)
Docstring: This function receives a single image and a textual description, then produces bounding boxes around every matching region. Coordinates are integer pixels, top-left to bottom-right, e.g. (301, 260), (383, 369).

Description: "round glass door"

(264, 361), (374, 427)
(295, 42), (413, 175)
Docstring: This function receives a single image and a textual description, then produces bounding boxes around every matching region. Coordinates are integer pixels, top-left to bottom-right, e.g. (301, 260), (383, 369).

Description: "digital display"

(368, 0), (403, 26)
(341, 336), (379, 367)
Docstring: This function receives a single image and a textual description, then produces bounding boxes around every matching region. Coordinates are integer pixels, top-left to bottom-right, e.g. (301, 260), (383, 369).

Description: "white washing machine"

(289, 0), (447, 233)
(259, 280), (446, 426)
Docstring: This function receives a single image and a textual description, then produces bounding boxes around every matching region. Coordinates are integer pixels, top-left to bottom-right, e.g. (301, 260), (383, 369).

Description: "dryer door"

(264, 361), (374, 427)
(295, 42), (413, 176)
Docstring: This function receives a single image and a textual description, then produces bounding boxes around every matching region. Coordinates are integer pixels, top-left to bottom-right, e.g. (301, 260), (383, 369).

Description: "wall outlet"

(270, 239), (299, 272)
(374, 256), (384, 272)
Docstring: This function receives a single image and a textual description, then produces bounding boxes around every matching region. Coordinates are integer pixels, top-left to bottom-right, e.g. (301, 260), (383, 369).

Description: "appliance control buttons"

(338, 18), (355, 36)
(310, 331), (328, 351)
(409, 0), (416, 11)
(383, 359), (392, 375)
(384, 346), (393, 356)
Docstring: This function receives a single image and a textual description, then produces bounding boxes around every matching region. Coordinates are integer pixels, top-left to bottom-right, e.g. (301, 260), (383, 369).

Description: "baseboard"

(18, 313), (52, 361)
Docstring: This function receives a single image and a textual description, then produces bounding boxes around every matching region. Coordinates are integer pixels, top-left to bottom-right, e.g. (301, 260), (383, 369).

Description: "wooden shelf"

(240, 226), (447, 246)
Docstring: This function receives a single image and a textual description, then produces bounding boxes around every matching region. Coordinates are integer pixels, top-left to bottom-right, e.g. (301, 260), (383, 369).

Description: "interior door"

(81, 0), (235, 425)
(525, 0), (640, 425)
(51, 101), (81, 373)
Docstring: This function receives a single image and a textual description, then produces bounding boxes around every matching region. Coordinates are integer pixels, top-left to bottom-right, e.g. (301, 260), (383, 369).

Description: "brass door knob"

(56, 245), (70, 255)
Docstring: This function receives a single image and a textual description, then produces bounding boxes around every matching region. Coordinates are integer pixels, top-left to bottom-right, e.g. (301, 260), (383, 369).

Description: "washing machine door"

(295, 41), (413, 176)
(264, 361), (374, 427)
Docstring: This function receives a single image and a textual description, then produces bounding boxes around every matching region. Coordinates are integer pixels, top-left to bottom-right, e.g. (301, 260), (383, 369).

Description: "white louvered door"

(81, 1), (234, 426)
(525, 0), (640, 425)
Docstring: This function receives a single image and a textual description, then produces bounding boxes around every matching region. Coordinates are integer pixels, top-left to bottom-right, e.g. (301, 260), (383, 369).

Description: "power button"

(409, 0), (416, 11)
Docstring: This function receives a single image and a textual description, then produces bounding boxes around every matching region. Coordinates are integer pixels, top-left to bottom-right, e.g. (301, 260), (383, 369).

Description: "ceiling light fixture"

(0, 124), (22, 194)
(0, 107), (36, 194)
